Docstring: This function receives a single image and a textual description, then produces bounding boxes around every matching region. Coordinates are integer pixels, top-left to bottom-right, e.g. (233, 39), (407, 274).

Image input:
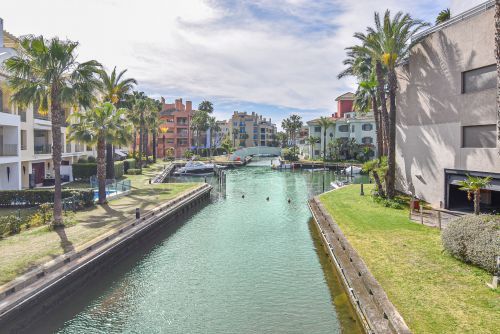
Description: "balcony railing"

(34, 144), (51, 154)
(74, 144), (84, 152)
(0, 144), (18, 156)
(34, 111), (51, 121)
(66, 143), (72, 153)
(177, 131), (189, 137)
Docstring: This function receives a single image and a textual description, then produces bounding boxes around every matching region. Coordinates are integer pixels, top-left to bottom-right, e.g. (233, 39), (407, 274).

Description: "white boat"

(174, 161), (224, 175)
(343, 166), (362, 175)
(330, 181), (347, 189)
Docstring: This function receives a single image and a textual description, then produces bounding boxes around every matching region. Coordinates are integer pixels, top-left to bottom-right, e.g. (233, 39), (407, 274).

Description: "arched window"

(362, 123), (373, 131)
(338, 125), (349, 132)
(362, 137), (373, 144)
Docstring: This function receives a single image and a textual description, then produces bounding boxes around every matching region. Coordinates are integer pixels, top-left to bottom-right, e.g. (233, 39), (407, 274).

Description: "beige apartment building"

(395, 1), (500, 210)
(227, 111), (277, 148)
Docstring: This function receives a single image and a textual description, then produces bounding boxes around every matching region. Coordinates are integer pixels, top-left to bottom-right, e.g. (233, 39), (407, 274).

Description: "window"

(314, 150), (320, 156)
(362, 123), (373, 131)
(462, 125), (496, 148)
(338, 125), (349, 132)
(314, 126), (321, 132)
(462, 65), (495, 93)
(351, 125), (355, 133)
(21, 130), (27, 150)
(362, 137), (373, 144)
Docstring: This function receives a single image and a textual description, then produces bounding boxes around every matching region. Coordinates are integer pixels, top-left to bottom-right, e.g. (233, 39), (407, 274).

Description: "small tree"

(362, 157), (387, 197)
(306, 136), (320, 159)
(458, 175), (492, 215)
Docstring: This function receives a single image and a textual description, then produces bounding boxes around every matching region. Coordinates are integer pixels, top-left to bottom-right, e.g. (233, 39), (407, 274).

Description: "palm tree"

(208, 116), (220, 156)
(148, 99), (163, 163)
(306, 136), (319, 159)
(132, 93), (147, 171)
(359, 11), (428, 198)
(362, 157), (387, 197)
(287, 114), (303, 145)
(5, 36), (101, 226)
(317, 117), (334, 162)
(198, 100), (214, 114)
(436, 8), (450, 25)
(191, 110), (209, 155)
(458, 175), (492, 215)
(98, 67), (137, 179)
(68, 103), (132, 204)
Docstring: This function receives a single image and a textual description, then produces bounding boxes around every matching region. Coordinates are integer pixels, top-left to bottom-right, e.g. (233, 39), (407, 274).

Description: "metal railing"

(34, 111), (51, 121)
(34, 144), (51, 154)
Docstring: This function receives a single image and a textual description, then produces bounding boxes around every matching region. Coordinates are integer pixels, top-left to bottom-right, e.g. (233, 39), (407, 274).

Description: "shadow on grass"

(54, 226), (75, 253)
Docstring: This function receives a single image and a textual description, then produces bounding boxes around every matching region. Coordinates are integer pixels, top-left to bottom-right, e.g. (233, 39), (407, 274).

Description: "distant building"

(306, 92), (377, 159)
(157, 97), (194, 159)
(226, 111), (277, 148)
(395, 1), (500, 210)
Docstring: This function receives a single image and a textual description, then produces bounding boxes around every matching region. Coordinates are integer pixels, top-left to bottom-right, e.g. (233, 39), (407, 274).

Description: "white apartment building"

(305, 93), (377, 160)
(0, 19), (92, 190)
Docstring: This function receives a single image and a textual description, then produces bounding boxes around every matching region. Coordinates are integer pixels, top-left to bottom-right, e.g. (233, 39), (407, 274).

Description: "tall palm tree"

(436, 8), (450, 25)
(317, 117), (333, 162)
(5, 36), (101, 226)
(208, 116), (220, 156)
(305, 136), (319, 159)
(288, 114), (303, 146)
(458, 175), (492, 215)
(132, 93), (147, 171)
(198, 100), (214, 114)
(359, 11), (428, 198)
(191, 110), (209, 155)
(98, 67), (137, 179)
(68, 103), (132, 204)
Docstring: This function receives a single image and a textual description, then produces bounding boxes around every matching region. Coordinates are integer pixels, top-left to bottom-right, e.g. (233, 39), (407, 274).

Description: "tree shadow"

(54, 226), (75, 253)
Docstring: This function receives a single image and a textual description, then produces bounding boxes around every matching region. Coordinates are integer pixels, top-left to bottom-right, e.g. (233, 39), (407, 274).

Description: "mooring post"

(437, 210), (442, 230)
(409, 195), (414, 220)
(135, 208), (140, 220)
(360, 183), (364, 196)
(419, 205), (424, 225)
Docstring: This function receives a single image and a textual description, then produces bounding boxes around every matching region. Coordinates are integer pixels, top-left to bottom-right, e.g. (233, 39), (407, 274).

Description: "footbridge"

(229, 146), (281, 161)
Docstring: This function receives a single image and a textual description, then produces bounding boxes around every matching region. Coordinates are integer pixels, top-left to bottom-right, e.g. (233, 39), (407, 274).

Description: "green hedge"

(0, 189), (94, 208)
(124, 158), (136, 172)
(72, 163), (97, 179)
(126, 168), (142, 175)
(114, 161), (124, 178)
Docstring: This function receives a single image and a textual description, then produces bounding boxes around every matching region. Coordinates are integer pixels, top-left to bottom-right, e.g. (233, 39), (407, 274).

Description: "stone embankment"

(308, 197), (411, 334)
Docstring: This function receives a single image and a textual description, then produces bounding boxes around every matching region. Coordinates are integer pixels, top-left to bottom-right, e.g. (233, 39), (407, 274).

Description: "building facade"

(306, 92), (377, 160)
(395, 1), (500, 210)
(226, 111), (277, 148)
(0, 19), (90, 190)
(158, 97), (194, 159)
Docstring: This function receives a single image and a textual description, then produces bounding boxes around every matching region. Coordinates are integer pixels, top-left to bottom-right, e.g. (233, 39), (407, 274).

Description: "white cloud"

(0, 0), (451, 121)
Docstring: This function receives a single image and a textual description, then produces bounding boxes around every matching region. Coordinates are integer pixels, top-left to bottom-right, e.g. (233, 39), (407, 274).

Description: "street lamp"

(160, 125), (168, 161)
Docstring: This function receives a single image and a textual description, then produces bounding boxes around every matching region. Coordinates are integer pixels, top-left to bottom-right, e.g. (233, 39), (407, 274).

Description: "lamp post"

(160, 125), (168, 161)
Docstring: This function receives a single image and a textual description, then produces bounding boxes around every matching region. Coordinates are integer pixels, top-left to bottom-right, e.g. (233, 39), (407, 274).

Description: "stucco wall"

(396, 6), (500, 206)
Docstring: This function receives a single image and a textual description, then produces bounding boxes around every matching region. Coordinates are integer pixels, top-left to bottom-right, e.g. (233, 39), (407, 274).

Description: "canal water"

(30, 164), (366, 333)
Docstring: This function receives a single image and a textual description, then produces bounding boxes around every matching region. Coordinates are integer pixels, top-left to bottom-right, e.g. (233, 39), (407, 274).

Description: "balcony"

(0, 143), (18, 156)
(177, 131), (189, 138)
(34, 144), (51, 155)
(66, 143), (72, 153)
(74, 143), (84, 152)
(34, 110), (51, 121)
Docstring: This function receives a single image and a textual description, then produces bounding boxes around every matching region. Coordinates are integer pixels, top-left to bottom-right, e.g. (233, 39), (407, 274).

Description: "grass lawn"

(0, 163), (200, 285)
(319, 184), (499, 334)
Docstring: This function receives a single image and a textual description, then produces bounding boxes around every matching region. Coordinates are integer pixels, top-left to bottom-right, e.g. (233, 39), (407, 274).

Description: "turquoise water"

(31, 165), (365, 333)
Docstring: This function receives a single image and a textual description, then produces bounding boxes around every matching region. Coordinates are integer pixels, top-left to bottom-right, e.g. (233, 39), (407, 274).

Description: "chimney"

(175, 99), (181, 111)
(0, 18), (4, 48)
(186, 101), (192, 112)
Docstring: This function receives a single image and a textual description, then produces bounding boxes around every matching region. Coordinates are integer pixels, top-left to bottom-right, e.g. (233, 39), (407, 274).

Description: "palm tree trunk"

(496, 0), (500, 155)
(386, 69), (398, 199)
(144, 129), (149, 165)
(138, 121), (143, 171)
(323, 131), (327, 162)
(371, 92), (382, 158)
(97, 137), (107, 205)
(375, 61), (390, 156)
(372, 170), (385, 197)
(50, 96), (63, 226)
(132, 129), (137, 158)
(152, 131), (157, 163)
(474, 190), (480, 215)
(105, 143), (115, 179)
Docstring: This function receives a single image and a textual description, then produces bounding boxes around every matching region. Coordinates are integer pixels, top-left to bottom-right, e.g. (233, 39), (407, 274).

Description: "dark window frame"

(461, 64), (495, 94)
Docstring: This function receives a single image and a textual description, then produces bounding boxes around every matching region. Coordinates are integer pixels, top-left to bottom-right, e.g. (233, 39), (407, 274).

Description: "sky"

(0, 0), (484, 129)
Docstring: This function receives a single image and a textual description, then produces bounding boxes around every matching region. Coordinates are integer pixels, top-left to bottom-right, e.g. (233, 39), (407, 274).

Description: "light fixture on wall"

(23, 166), (26, 174)
(6, 166), (10, 182)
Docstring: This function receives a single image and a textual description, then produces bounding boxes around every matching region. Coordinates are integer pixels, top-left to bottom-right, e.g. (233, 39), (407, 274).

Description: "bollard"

(409, 196), (414, 220)
(149, 178), (151, 184)
(360, 183), (364, 196)
(486, 256), (499, 289)
(135, 208), (140, 219)
(437, 210), (442, 230)
(419, 205), (424, 225)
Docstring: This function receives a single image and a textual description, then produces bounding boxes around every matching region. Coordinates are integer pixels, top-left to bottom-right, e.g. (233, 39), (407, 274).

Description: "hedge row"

(72, 163), (97, 179)
(0, 189), (94, 208)
(124, 158), (136, 172)
(114, 161), (124, 178)
(126, 168), (141, 175)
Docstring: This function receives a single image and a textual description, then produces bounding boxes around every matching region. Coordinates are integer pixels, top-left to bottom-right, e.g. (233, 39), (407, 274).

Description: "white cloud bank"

(1, 0), (471, 120)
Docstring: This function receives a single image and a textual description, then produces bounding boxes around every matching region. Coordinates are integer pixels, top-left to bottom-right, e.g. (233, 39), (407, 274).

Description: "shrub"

(0, 215), (22, 236)
(114, 161), (124, 178)
(77, 157), (88, 163)
(442, 214), (500, 273)
(126, 168), (142, 175)
(372, 195), (404, 209)
(72, 163), (97, 179)
(124, 158), (136, 172)
(28, 203), (53, 227)
(87, 155), (96, 163)
(0, 189), (94, 208)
